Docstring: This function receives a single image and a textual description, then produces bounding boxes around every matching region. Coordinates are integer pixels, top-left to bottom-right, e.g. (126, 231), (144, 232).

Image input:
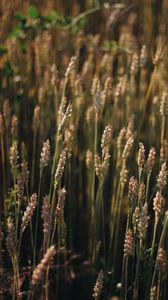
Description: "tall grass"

(0, 1), (168, 299)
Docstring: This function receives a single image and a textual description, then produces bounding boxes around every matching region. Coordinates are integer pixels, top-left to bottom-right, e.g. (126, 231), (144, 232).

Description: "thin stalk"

(145, 174), (150, 203)
(161, 116), (166, 146)
(31, 131), (37, 193)
(112, 188), (124, 270)
(26, 184), (34, 252)
(150, 217), (168, 296)
(91, 112), (98, 258)
(156, 272), (161, 300)
(124, 258), (128, 300)
(151, 217), (158, 257)
(91, 112), (98, 219)
(108, 181), (121, 268)
(33, 170), (42, 267)
(1, 135), (7, 216)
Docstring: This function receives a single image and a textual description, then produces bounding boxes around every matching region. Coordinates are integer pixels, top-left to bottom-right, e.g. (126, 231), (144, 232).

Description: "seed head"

(157, 162), (167, 191)
(137, 142), (145, 178)
(153, 192), (165, 219)
(117, 127), (126, 156)
(132, 207), (140, 234)
(160, 91), (168, 116)
(122, 137), (134, 160)
(130, 53), (139, 76)
(120, 161), (128, 189)
(156, 248), (167, 271)
(140, 45), (147, 68)
(150, 286), (156, 300)
(54, 149), (67, 189)
(55, 188), (66, 218)
(124, 228), (133, 258)
(57, 104), (72, 141)
(139, 182), (146, 204)
(138, 204), (148, 241)
(40, 139), (50, 170)
(101, 124), (112, 155)
(9, 143), (19, 170)
(128, 176), (138, 206)
(146, 147), (156, 175)
(160, 140), (167, 163)
(42, 195), (52, 237)
(93, 270), (104, 300)
(31, 245), (56, 286)
(21, 193), (37, 233)
(65, 56), (77, 79)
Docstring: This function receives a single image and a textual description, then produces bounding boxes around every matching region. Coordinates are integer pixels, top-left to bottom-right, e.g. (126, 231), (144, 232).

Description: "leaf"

(3, 61), (13, 77)
(14, 12), (26, 22)
(28, 5), (39, 19)
(0, 45), (8, 56)
(10, 24), (23, 38)
(45, 10), (62, 25)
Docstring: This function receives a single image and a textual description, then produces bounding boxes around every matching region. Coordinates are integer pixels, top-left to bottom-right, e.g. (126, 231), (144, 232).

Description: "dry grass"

(0, 1), (168, 299)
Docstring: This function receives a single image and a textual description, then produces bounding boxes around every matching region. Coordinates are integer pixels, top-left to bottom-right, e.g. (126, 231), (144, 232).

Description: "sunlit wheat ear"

(91, 75), (99, 97)
(120, 161), (128, 189)
(124, 229), (133, 258)
(17, 160), (29, 204)
(65, 56), (77, 80)
(6, 217), (16, 259)
(31, 245), (56, 286)
(55, 187), (66, 218)
(156, 248), (167, 272)
(160, 140), (167, 162)
(101, 124), (112, 156)
(126, 115), (135, 139)
(57, 104), (72, 142)
(42, 195), (52, 237)
(132, 207), (140, 234)
(64, 124), (75, 155)
(157, 162), (167, 192)
(122, 136), (134, 161)
(153, 192), (165, 220)
(139, 182), (146, 204)
(153, 42), (165, 66)
(117, 127), (126, 163)
(160, 91), (168, 117)
(146, 147), (156, 175)
(138, 203), (149, 243)
(93, 270), (104, 300)
(140, 44), (147, 68)
(130, 52), (139, 76)
(150, 286), (157, 300)
(54, 149), (67, 189)
(21, 193), (37, 234)
(40, 139), (50, 170)
(128, 176), (138, 208)
(9, 143), (19, 170)
(137, 142), (145, 180)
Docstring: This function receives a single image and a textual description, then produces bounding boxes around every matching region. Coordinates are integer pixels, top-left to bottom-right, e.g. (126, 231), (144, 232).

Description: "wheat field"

(0, 0), (168, 299)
